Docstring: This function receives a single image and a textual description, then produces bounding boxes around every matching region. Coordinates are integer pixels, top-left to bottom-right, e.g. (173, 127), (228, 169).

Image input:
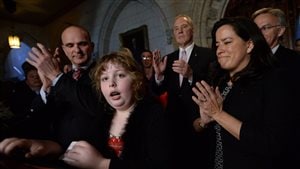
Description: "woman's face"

(141, 51), (153, 68)
(100, 62), (134, 111)
(215, 25), (253, 77)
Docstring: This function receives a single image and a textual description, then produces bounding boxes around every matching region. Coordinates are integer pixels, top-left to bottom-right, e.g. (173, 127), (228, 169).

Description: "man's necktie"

(179, 50), (187, 86)
(72, 68), (83, 80)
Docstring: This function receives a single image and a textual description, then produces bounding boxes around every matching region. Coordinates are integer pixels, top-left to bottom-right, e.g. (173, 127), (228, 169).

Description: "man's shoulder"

(167, 49), (179, 56)
(193, 45), (212, 53)
(277, 45), (299, 57)
(275, 45), (300, 67)
(192, 45), (214, 61)
(167, 44), (213, 56)
(86, 61), (97, 71)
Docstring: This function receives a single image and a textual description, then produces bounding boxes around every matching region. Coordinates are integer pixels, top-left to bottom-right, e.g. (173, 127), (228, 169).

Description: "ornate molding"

(192, 0), (229, 47)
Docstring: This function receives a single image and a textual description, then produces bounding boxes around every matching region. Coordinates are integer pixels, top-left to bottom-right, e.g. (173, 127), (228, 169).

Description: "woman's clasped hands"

(192, 80), (224, 124)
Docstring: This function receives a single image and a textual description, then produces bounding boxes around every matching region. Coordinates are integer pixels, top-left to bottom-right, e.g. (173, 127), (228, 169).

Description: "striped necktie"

(72, 68), (83, 80)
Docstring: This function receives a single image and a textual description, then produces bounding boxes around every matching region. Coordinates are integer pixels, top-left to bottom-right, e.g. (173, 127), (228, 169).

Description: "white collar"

(72, 59), (93, 70)
(179, 42), (194, 53)
(271, 44), (280, 54)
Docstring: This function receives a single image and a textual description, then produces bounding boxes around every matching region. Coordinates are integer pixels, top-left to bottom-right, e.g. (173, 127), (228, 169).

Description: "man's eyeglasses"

(142, 56), (152, 60)
(259, 25), (282, 31)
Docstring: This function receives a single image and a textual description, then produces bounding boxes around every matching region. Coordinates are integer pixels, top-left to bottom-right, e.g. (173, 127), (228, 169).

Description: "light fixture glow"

(8, 35), (20, 48)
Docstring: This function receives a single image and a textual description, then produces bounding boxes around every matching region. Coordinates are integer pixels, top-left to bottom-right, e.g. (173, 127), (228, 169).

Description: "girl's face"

(215, 24), (253, 77)
(100, 62), (134, 111)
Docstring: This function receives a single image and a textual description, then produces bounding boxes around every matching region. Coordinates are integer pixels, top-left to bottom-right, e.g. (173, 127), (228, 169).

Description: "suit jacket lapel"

(188, 45), (198, 69)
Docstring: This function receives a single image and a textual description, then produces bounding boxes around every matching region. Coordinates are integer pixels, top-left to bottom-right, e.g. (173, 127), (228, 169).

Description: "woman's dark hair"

(209, 17), (274, 86)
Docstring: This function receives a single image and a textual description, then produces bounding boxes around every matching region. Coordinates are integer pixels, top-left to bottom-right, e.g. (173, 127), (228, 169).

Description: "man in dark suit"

(26, 25), (103, 150)
(7, 61), (50, 139)
(252, 8), (300, 168)
(152, 14), (214, 169)
(251, 7), (300, 65)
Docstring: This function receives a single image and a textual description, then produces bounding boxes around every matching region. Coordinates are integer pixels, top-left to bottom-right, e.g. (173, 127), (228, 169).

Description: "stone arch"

(97, 0), (171, 56)
(192, 0), (229, 47)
